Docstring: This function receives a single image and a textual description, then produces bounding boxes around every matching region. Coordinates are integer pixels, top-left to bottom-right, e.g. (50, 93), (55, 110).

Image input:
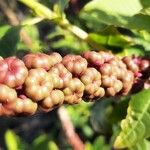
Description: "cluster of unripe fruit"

(0, 51), (149, 116)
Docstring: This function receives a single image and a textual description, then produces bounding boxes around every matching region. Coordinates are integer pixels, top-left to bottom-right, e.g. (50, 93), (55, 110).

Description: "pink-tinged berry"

(83, 51), (104, 66)
(62, 54), (88, 76)
(49, 63), (72, 88)
(0, 57), (28, 88)
(23, 53), (51, 70)
(0, 84), (17, 103)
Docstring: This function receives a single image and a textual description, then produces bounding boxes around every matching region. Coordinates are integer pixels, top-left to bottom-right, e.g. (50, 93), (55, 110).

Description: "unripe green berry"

(49, 63), (72, 88)
(63, 78), (84, 104)
(40, 90), (64, 111)
(25, 68), (53, 101)
(0, 84), (17, 103)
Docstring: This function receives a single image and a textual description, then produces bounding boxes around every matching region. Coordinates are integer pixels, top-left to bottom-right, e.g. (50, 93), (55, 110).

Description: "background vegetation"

(0, 0), (150, 150)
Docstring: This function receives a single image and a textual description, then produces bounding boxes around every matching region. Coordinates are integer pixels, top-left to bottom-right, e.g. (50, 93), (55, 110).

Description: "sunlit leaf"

(32, 134), (49, 150)
(114, 89), (150, 149)
(48, 141), (59, 150)
(87, 33), (132, 48)
(81, 0), (150, 31)
(129, 139), (150, 150)
(5, 130), (19, 150)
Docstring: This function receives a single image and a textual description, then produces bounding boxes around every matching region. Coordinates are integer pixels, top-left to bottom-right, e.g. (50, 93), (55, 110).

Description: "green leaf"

(129, 139), (150, 150)
(19, 25), (42, 53)
(47, 26), (89, 54)
(0, 26), (21, 57)
(114, 89), (150, 149)
(93, 136), (110, 150)
(48, 141), (59, 150)
(58, 0), (69, 13)
(140, 7), (150, 15)
(123, 47), (145, 56)
(81, 0), (150, 31)
(32, 134), (49, 150)
(5, 130), (19, 150)
(87, 33), (132, 48)
(90, 98), (113, 134)
(109, 97), (130, 124)
(85, 142), (93, 150)
(0, 25), (11, 38)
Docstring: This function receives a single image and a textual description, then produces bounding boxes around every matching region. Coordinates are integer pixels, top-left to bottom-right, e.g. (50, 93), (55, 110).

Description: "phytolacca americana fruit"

(0, 103), (15, 116)
(23, 53), (51, 70)
(122, 56), (139, 73)
(120, 70), (134, 95)
(83, 51), (104, 66)
(48, 52), (62, 67)
(13, 98), (38, 115)
(25, 68), (53, 101)
(80, 67), (104, 99)
(23, 52), (62, 70)
(62, 54), (88, 76)
(63, 78), (85, 104)
(48, 63), (72, 89)
(40, 90), (64, 111)
(4, 97), (38, 115)
(0, 57), (28, 88)
(0, 84), (17, 103)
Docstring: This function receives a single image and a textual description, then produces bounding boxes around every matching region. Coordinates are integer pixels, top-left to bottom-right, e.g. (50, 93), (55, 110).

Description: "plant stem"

(19, 0), (88, 41)
(58, 106), (85, 150)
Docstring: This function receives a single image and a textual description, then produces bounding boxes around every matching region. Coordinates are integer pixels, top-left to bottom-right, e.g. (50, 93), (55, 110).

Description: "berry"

(25, 68), (53, 101)
(40, 90), (64, 111)
(48, 52), (62, 66)
(83, 51), (104, 66)
(0, 57), (28, 88)
(63, 78), (85, 104)
(101, 76), (114, 87)
(0, 84), (17, 103)
(0, 104), (15, 116)
(62, 54), (88, 76)
(113, 80), (123, 93)
(99, 51), (114, 62)
(81, 68), (101, 85)
(99, 63), (112, 76)
(106, 87), (116, 96)
(49, 63), (72, 88)
(81, 67), (102, 99)
(23, 53), (51, 70)
(122, 56), (139, 73)
(5, 97), (37, 115)
(22, 98), (38, 115)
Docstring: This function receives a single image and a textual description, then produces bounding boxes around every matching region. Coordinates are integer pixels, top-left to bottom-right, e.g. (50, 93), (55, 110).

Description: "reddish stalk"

(58, 106), (85, 150)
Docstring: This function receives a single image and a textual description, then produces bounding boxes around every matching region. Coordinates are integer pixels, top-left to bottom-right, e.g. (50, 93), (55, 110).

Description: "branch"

(57, 106), (85, 150)
(19, 0), (88, 41)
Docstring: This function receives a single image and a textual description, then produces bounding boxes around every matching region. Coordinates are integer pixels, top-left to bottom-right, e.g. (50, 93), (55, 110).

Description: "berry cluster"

(0, 51), (149, 116)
